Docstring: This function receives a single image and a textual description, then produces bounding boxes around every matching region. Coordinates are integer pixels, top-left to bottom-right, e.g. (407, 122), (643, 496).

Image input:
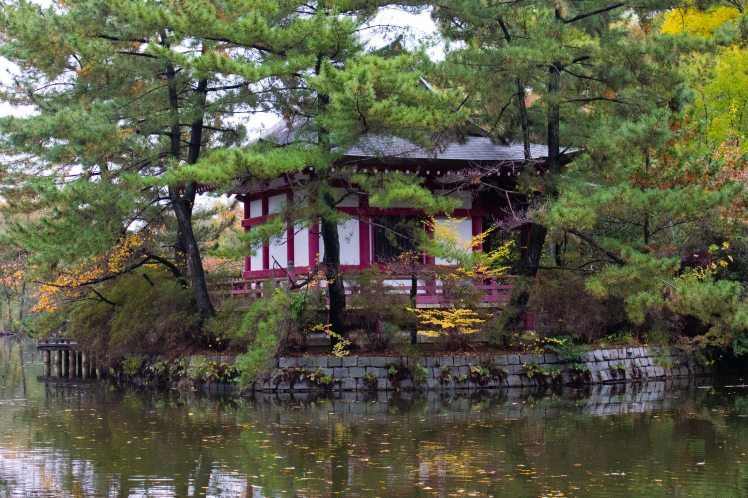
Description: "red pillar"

(359, 195), (370, 267)
(262, 195), (269, 271)
(471, 216), (483, 251)
(309, 219), (320, 268)
(242, 197), (251, 272)
(286, 191), (295, 268)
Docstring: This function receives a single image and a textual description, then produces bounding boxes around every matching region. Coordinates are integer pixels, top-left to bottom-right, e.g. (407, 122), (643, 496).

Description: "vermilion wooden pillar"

(243, 197), (251, 272)
(471, 216), (483, 251)
(286, 191), (295, 269)
(309, 219), (320, 268)
(261, 195), (270, 270)
(359, 195), (370, 267)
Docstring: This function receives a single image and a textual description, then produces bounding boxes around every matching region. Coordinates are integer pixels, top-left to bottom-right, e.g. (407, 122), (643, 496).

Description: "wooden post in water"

(55, 350), (62, 377)
(44, 350), (51, 377)
(69, 350), (76, 377)
(62, 350), (69, 377)
(81, 352), (88, 380)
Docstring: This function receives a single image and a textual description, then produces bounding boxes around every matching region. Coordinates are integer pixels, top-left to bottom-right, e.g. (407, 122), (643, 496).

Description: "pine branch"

(557, 3), (625, 24)
(567, 229), (626, 265)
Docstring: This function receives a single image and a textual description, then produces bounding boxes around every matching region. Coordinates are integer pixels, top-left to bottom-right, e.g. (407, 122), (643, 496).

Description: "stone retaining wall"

(252, 347), (711, 392)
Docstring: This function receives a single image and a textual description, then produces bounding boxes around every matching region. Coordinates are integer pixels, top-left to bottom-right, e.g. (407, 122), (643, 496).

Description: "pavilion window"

(372, 216), (422, 263)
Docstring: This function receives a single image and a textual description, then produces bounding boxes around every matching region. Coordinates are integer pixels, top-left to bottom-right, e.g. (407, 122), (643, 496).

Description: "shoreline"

(37, 345), (714, 395)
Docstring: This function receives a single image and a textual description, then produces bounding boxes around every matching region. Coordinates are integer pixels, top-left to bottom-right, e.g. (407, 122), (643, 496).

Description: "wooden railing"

(208, 272), (514, 309)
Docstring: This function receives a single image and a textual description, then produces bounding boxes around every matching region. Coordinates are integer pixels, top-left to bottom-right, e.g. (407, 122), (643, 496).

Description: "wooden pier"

(37, 336), (102, 379)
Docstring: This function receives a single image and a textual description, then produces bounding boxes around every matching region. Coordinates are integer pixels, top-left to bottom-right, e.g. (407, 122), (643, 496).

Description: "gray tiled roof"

(346, 135), (549, 161)
(261, 119), (551, 162)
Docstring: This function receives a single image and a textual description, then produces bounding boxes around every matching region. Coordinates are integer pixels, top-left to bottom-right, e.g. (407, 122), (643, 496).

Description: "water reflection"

(1, 338), (748, 497)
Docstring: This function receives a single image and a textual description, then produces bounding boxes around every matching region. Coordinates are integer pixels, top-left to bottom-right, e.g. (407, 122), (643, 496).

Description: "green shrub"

(121, 355), (143, 376)
(235, 287), (291, 387)
(62, 269), (199, 364)
(187, 357), (212, 382)
(203, 298), (250, 350)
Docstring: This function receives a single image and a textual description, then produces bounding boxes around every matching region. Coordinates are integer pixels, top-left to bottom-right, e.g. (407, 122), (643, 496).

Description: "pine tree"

(187, 4), (465, 339)
(0, 1), (353, 321)
(432, 0), (702, 329)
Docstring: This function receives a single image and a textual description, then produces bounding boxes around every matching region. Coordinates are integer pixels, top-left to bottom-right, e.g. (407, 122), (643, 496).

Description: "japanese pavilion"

(230, 121), (557, 307)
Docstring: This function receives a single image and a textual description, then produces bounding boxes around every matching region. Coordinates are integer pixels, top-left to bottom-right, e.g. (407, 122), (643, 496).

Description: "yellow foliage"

(426, 217), (513, 277)
(661, 6), (741, 37)
(409, 307), (485, 338)
(310, 322), (351, 357)
(32, 231), (152, 312)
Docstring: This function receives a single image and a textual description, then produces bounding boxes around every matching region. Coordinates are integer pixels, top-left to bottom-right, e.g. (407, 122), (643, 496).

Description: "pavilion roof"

(260, 119), (555, 163)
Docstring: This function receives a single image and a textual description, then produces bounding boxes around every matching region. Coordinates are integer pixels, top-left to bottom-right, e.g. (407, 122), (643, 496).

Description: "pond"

(1, 338), (748, 497)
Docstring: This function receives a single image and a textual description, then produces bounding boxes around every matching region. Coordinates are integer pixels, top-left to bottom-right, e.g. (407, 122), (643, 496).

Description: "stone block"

(357, 357), (371, 367)
(464, 355), (481, 365)
(439, 356), (454, 367)
(425, 356), (442, 368)
(520, 354), (535, 364)
(369, 357), (390, 368)
(333, 367), (349, 377)
(278, 357), (297, 368)
(594, 350), (605, 362)
(366, 367), (385, 377)
(349, 367), (366, 378)
(507, 354), (521, 365)
(494, 355), (511, 366)
(452, 356), (467, 367)
(507, 364), (523, 375)
(342, 356), (358, 367)
(327, 356), (343, 368)
(341, 378), (357, 390)
(609, 349), (620, 361)
(544, 353), (559, 364)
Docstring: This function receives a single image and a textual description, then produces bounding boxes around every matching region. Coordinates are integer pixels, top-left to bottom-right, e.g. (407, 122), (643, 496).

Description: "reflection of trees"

(2, 345), (748, 498)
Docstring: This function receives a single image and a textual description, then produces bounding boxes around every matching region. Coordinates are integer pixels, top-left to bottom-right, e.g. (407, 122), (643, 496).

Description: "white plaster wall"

(249, 199), (262, 218)
(269, 234), (287, 268)
(268, 194), (287, 214)
(250, 247), (263, 271)
(318, 219), (360, 265)
(434, 217), (473, 265)
(339, 219), (360, 265)
(293, 225), (310, 267)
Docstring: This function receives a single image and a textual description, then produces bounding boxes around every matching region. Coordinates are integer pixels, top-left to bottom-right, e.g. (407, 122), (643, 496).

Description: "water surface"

(1, 339), (747, 497)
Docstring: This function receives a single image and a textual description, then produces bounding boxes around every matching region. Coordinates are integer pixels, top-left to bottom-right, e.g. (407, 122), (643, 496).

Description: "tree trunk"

(170, 186), (215, 321)
(505, 62), (563, 331)
(519, 223), (548, 277)
(516, 78), (532, 160)
(163, 48), (214, 321)
(547, 62), (562, 174)
(320, 214), (347, 340)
